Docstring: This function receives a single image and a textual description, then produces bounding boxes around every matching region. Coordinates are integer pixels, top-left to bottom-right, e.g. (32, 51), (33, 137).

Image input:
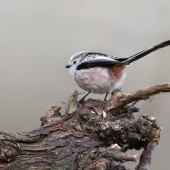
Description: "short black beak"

(65, 65), (71, 68)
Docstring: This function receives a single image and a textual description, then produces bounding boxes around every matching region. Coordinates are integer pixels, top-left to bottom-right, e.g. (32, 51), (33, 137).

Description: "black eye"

(73, 61), (76, 64)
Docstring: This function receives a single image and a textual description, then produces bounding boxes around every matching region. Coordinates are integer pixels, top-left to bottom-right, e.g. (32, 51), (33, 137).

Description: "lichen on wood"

(0, 83), (169, 170)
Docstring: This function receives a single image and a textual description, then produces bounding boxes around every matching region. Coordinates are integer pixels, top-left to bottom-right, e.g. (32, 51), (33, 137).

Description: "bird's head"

(65, 51), (89, 78)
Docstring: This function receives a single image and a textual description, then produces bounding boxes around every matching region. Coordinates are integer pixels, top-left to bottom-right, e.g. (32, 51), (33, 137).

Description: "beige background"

(0, 1), (170, 169)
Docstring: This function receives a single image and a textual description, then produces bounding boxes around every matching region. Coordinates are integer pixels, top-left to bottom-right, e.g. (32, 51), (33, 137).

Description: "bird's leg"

(104, 94), (108, 101)
(78, 91), (91, 104)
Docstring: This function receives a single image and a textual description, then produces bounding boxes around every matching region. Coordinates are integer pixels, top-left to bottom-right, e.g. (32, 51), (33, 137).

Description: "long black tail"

(122, 40), (170, 65)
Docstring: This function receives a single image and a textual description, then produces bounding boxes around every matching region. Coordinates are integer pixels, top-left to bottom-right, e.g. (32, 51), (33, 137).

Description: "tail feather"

(122, 40), (170, 65)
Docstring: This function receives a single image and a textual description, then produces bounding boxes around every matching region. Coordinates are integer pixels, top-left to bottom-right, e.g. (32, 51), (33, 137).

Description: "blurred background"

(0, 1), (170, 169)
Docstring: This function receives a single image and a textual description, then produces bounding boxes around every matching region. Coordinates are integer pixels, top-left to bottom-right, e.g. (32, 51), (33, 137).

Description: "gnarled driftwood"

(0, 83), (169, 170)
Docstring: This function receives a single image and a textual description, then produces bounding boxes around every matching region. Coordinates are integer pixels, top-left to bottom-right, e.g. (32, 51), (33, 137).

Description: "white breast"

(73, 67), (126, 94)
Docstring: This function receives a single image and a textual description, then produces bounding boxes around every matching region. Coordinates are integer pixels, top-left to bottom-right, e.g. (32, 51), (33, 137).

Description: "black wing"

(76, 56), (122, 70)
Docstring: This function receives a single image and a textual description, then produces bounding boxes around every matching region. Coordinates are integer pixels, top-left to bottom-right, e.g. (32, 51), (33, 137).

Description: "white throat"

(69, 65), (76, 79)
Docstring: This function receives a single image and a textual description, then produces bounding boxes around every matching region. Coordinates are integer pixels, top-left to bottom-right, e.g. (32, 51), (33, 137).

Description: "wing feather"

(76, 56), (121, 70)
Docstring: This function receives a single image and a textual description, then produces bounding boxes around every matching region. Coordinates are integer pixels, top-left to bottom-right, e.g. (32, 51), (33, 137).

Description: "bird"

(65, 40), (170, 103)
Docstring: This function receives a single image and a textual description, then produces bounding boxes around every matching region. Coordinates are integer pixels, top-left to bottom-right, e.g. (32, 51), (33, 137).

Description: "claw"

(78, 92), (91, 104)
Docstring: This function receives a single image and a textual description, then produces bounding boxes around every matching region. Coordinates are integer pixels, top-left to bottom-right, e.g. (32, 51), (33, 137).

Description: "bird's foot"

(78, 91), (91, 104)
(78, 97), (86, 104)
(111, 87), (122, 95)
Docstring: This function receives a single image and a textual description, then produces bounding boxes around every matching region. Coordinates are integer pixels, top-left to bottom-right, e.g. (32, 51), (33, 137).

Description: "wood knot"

(139, 120), (151, 134)
(0, 145), (17, 162)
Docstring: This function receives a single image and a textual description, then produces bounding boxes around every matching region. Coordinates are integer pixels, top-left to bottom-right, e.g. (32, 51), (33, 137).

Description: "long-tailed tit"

(66, 40), (170, 102)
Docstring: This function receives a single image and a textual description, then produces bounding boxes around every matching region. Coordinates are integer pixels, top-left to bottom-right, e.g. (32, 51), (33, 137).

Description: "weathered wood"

(0, 84), (169, 170)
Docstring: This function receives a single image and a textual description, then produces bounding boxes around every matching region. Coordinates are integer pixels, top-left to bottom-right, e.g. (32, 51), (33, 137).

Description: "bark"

(0, 83), (169, 170)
